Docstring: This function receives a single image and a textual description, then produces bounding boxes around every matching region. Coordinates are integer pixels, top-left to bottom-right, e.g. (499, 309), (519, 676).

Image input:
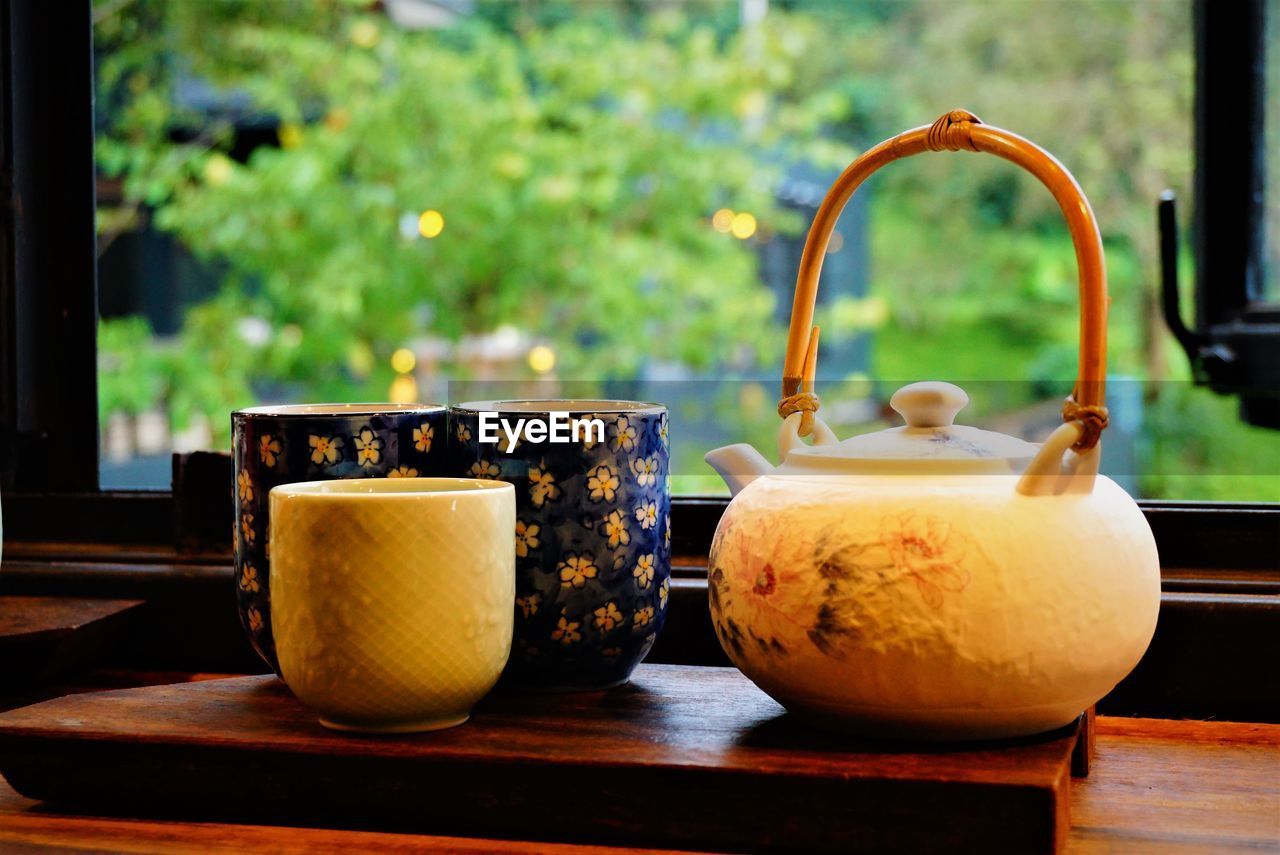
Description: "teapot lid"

(785, 382), (1040, 473)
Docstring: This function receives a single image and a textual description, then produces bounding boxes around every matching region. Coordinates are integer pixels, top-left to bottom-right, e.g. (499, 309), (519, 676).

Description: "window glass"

(94, 0), (1278, 500)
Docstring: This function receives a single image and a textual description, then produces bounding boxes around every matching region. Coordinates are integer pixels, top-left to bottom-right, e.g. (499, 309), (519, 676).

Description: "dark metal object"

(1158, 192), (1203, 362)
(0, 0), (99, 490)
(1193, 0), (1266, 320)
(1161, 192), (1280, 428)
(1163, 0), (1280, 428)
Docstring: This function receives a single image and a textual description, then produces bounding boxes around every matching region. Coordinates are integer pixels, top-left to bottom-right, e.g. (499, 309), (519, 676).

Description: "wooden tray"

(0, 664), (1083, 853)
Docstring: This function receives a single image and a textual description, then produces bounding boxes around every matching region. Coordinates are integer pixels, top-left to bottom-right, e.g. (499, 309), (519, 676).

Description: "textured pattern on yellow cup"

(269, 478), (515, 733)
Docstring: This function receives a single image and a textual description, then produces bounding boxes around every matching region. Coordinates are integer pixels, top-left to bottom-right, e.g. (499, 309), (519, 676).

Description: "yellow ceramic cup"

(269, 477), (515, 733)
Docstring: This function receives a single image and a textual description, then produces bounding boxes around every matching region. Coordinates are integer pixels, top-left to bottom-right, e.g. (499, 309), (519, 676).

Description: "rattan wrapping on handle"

(780, 109), (1109, 451)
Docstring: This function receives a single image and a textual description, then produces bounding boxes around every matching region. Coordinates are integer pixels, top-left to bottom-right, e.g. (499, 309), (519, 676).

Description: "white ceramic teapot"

(704, 111), (1159, 740)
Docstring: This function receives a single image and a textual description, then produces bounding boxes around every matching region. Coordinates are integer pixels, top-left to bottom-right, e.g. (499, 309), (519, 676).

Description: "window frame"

(0, 0), (99, 495)
(0, 0), (1276, 568)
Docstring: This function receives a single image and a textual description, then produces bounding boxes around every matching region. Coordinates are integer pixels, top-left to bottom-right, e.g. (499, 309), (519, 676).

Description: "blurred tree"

(95, 0), (853, 438)
(94, 1), (1275, 500)
(861, 0), (1193, 382)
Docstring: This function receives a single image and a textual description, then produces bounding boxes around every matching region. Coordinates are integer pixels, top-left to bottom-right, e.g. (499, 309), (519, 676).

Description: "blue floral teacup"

(232, 403), (448, 673)
(449, 400), (670, 691)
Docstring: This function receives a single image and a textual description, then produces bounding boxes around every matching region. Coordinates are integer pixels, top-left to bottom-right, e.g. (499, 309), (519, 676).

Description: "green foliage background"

(94, 0), (1279, 500)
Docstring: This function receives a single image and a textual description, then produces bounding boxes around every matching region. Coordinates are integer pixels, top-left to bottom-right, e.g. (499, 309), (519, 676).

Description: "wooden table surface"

(0, 714), (1275, 853)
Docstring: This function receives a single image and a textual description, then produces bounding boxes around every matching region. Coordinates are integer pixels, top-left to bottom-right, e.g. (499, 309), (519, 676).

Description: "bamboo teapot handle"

(780, 109), (1109, 452)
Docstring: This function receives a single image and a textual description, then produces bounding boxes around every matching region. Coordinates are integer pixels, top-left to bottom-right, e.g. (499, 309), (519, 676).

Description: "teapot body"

(708, 472), (1159, 739)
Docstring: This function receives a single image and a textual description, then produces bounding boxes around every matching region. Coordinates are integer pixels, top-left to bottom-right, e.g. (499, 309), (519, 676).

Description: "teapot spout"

(705, 443), (773, 497)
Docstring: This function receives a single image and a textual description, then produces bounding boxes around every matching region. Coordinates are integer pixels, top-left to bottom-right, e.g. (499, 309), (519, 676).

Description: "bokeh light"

(711, 208), (734, 233)
(528, 344), (556, 374)
(730, 212), (757, 240)
(388, 373), (418, 404)
(390, 347), (416, 374)
(418, 209), (445, 238)
(202, 155), (233, 187)
(350, 20), (380, 49)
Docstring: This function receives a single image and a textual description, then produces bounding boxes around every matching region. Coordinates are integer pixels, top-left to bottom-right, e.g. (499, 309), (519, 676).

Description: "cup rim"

(270, 477), (513, 499)
(234, 403), (445, 418)
(451, 399), (665, 415)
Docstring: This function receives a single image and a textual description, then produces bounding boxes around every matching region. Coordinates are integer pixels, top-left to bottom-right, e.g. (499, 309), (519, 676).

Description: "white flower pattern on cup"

(609, 416), (638, 453)
(236, 470), (254, 503)
(470, 460), (500, 479)
(515, 520), (540, 557)
(634, 606), (655, 629)
(558, 554), (598, 589)
(552, 614), (581, 645)
(634, 500), (658, 530)
(601, 509), (630, 548)
(353, 428), (383, 467)
(239, 564), (260, 593)
(659, 577), (670, 610)
(586, 463), (620, 502)
(633, 553), (655, 588)
(240, 513), (257, 546)
(631, 455), (659, 487)
(593, 601), (624, 631)
(388, 465), (418, 478)
(529, 462), (560, 507)
(516, 593), (540, 618)
(456, 422), (472, 443)
(413, 423), (434, 453)
(259, 435), (282, 467)
(309, 434), (343, 465)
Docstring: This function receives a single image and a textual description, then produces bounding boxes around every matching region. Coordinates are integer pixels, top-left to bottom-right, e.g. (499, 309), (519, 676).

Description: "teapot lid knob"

(890, 381), (969, 428)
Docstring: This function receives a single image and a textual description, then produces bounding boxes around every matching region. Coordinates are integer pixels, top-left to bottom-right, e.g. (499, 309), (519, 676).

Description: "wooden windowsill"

(0, 713), (1274, 853)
